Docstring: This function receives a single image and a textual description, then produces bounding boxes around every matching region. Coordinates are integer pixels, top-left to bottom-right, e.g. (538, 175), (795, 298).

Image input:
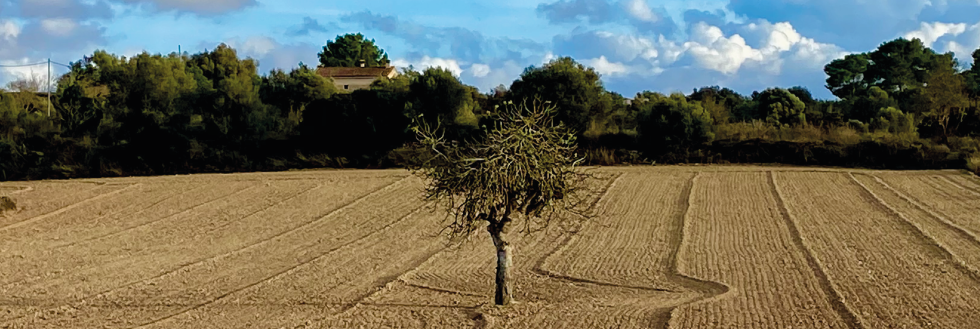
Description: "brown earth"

(1, 167), (979, 328)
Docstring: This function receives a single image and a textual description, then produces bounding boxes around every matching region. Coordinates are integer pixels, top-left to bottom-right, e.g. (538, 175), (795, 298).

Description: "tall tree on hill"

(825, 53), (871, 100)
(868, 38), (952, 94)
(825, 38), (953, 102)
(318, 33), (391, 67)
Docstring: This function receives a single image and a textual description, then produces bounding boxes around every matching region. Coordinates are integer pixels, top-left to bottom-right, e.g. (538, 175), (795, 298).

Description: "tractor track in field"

(771, 171), (864, 329)
(0, 184), (140, 232)
(129, 203), (431, 329)
(48, 182), (251, 250)
(870, 175), (980, 250)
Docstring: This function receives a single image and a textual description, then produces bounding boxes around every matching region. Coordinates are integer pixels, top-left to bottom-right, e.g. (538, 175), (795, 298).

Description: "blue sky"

(1, 0), (980, 99)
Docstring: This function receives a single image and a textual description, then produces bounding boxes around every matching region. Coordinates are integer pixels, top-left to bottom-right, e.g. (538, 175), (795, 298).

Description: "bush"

(0, 196), (15, 214)
(967, 155), (980, 175)
(715, 121), (774, 141)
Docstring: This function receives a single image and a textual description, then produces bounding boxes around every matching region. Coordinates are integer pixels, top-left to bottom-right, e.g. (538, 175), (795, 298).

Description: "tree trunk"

(489, 223), (512, 306)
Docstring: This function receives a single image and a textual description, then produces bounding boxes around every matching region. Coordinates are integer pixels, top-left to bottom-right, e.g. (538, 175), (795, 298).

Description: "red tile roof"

(316, 66), (396, 78)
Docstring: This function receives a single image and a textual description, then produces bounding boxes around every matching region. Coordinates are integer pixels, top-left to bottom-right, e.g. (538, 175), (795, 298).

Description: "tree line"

(2, 34), (980, 181)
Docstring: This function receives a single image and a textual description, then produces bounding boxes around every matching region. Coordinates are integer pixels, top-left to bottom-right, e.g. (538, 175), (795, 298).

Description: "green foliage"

(825, 38), (953, 102)
(407, 67), (481, 139)
(636, 93), (715, 154)
(825, 53), (871, 99)
(872, 107), (916, 135)
(509, 57), (613, 133)
(757, 88), (806, 126)
(923, 60), (970, 140)
(260, 64), (336, 136)
(318, 33), (390, 67)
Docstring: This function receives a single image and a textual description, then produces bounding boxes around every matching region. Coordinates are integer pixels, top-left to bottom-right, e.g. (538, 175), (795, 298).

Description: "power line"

(0, 60), (73, 69)
(0, 61), (50, 68)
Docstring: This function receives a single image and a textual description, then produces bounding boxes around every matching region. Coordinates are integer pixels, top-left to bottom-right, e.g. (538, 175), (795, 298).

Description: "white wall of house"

(331, 77), (380, 92)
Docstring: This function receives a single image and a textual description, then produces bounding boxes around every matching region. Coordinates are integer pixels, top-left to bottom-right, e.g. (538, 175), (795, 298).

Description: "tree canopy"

(318, 33), (391, 67)
(508, 57), (614, 134)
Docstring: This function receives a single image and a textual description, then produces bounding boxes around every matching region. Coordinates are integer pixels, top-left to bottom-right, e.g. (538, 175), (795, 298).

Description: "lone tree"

(318, 33), (390, 67)
(409, 100), (589, 305)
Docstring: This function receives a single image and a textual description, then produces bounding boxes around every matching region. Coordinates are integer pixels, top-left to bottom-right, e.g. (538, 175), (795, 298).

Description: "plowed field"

(2, 166), (979, 328)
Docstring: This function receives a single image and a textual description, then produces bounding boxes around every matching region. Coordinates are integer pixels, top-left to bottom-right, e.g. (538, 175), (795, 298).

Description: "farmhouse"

(315, 65), (398, 92)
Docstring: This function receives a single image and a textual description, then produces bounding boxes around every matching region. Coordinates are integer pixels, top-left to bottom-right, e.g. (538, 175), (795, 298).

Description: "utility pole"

(47, 58), (51, 117)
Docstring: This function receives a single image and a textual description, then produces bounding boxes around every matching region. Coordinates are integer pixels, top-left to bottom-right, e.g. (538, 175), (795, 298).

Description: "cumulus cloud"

(392, 56), (464, 76)
(469, 63), (491, 78)
(583, 56), (630, 76)
(922, 20), (980, 63)
(109, 0), (257, 15)
(624, 0), (659, 23)
(553, 30), (659, 63)
(726, 0), (943, 49)
(904, 21), (968, 47)
(684, 22), (763, 74)
(466, 60), (525, 91)
(0, 20), (20, 42)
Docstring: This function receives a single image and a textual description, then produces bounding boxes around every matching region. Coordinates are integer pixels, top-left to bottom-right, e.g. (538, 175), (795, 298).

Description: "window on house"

(344, 85), (349, 90)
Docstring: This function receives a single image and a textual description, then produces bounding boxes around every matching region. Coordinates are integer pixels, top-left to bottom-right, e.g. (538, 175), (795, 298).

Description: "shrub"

(0, 196), (15, 214)
(715, 121), (774, 141)
(967, 155), (980, 176)
(827, 126), (861, 145)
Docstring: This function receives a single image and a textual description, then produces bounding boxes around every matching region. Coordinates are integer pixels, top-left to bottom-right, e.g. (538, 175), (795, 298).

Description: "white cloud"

(393, 56), (465, 76)
(789, 38), (849, 68)
(466, 60), (526, 91)
(0, 20), (20, 41)
(469, 63), (491, 77)
(684, 22), (764, 74)
(240, 36), (277, 56)
(40, 18), (78, 37)
(542, 51), (557, 64)
(904, 21), (968, 47)
(594, 31), (659, 61)
(584, 56), (630, 76)
(624, 0), (659, 22)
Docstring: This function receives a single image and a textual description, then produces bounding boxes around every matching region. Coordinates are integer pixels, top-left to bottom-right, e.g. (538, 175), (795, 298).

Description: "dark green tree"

(635, 92), (715, 155)
(260, 64), (336, 136)
(318, 33), (391, 67)
(825, 53), (871, 100)
(508, 57), (613, 134)
(757, 88), (806, 126)
(408, 67), (480, 137)
(923, 61), (969, 141)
